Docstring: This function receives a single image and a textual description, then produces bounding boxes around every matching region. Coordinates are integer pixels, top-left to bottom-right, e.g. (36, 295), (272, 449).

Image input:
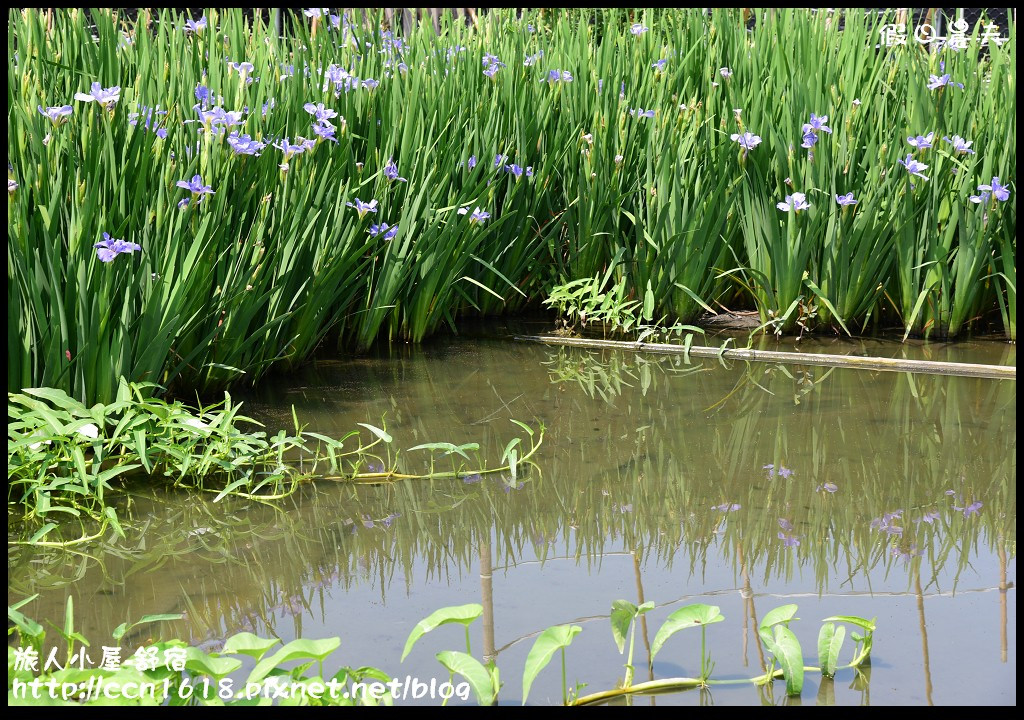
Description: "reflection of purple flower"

(778, 467), (794, 479)
(917, 510), (941, 524)
(618, 503), (633, 513)
(381, 512), (401, 529)
(361, 515), (375, 529)
(712, 503), (741, 513)
(870, 510), (904, 535)
(364, 461), (385, 474)
(893, 544), (923, 562)
(953, 500), (983, 517)
(778, 518), (794, 532)
(778, 532), (800, 548)
(816, 482), (839, 493)
(462, 473), (482, 484)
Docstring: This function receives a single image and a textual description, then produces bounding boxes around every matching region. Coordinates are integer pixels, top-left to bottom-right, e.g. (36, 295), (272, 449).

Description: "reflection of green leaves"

(435, 651), (498, 705)
(522, 624), (582, 704)
(650, 604), (724, 660)
(817, 623), (845, 678)
(402, 604), (482, 661)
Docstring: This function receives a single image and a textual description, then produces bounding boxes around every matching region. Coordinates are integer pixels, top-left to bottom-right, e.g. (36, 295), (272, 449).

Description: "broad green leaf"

(609, 600), (638, 654)
(771, 625), (804, 697)
(185, 647), (243, 679)
(521, 624), (581, 704)
(817, 622), (845, 678)
(822, 615), (876, 632)
(223, 633), (281, 661)
(247, 638), (341, 685)
(357, 423), (392, 443)
(650, 604), (725, 660)
(436, 651), (496, 705)
(402, 604), (482, 661)
(759, 604), (799, 633)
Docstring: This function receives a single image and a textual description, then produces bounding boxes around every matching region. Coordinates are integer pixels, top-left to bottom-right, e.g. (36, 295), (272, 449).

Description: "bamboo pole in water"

(514, 336), (1016, 380)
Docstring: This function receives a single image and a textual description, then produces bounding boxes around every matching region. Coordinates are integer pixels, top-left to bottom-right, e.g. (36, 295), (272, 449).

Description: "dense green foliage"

(7, 8), (1016, 404)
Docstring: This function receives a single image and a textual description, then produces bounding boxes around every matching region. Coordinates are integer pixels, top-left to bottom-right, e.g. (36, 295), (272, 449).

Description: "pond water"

(8, 330), (1016, 705)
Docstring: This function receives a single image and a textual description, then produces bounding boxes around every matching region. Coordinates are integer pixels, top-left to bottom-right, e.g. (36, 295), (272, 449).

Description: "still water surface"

(9, 334), (1016, 705)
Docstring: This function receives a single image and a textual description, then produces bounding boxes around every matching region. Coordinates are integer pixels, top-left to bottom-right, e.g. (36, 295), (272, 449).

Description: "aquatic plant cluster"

(7, 8), (1016, 404)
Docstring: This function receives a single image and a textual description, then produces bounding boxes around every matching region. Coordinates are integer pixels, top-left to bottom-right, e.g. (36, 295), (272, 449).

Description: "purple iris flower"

(183, 16), (207, 33)
(8, 178), (18, 194)
(629, 108), (656, 118)
(303, 102), (337, 122)
(719, 67), (733, 78)
(361, 78), (380, 90)
(927, 73), (964, 90)
(368, 222), (398, 240)
(227, 132), (265, 155)
(505, 163), (530, 179)
(801, 131), (818, 149)
(898, 154), (930, 181)
(383, 159), (407, 182)
(802, 113), (832, 135)
(311, 122), (338, 143)
(303, 8), (324, 18)
(227, 60), (255, 75)
(777, 193), (811, 212)
(195, 84), (210, 105)
(493, 153), (508, 168)
(74, 82), (120, 109)
(262, 98), (276, 116)
(543, 69), (573, 83)
(94, 232), (142, 263)
(482, 62), (504, 79)
(482, 53), (500, 66)
(835, 192), (858, 206)
(942, 134), (975, 155)
(630, 23), (649, 35)
(731, 131), (762, 151)
(523, 50), (544, 67)
(346, 198), (379, 218)
(907, 132), (935, 150)
(274, 138), (308, 159)
(37, 105), (74, 124)
(652, 59), (668, 72)
(457, 206), (490, 224)
(466, 155), (478, 170)
(972, 177), (1011, 203)
(176, 174), (215, 200)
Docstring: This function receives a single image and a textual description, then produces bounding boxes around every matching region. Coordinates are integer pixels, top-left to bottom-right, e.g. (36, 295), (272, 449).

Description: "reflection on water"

(8, 338), (1016, 705)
